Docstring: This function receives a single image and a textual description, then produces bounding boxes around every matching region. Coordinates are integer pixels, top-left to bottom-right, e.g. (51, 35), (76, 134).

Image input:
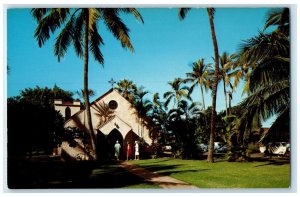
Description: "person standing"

(126, 141), (132, 160)
(114, 140), (121, 160)
(134, 141), (139, 160)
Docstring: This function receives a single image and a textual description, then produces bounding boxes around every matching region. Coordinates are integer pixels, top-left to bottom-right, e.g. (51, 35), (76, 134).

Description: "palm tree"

(185, 59), (212, 111)
(32, 8), (143, 159)
(92, 101), (114, 128)
(115, 79), (137, 103)
(179, 8), (220, 162)
(236, 8), (290, 146)
(168, 100), (202, 158)
(163, 78), (190, 109)
(133, 86), (152, 137)
(218, 52), (236, 115)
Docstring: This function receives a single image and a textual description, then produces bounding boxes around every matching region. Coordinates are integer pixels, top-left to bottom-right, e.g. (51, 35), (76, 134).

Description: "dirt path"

(120, 161), (198, 189)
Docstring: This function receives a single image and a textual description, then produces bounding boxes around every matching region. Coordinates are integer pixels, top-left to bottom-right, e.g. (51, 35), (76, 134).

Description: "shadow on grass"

(7, 158), (157, 189)
(253, 159), (290, 167)
(134, 163), (210, 177)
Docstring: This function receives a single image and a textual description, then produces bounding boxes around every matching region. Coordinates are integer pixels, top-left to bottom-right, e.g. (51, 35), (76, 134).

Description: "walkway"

(120, 161), (198, 189)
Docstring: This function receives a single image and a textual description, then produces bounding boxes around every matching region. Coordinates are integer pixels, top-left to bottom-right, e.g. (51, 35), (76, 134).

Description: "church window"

(65, 107), (71, 119)
(108, 100), (118, 110)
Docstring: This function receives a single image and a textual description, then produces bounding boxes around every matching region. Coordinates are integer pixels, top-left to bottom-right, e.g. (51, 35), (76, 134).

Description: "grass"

(7, 158), (160, 189)
(129, 158), (290, 188)
(8, 156), (290, 189)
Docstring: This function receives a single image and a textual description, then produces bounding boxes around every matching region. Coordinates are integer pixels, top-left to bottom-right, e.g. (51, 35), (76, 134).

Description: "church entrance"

(97, 129), (124, 160)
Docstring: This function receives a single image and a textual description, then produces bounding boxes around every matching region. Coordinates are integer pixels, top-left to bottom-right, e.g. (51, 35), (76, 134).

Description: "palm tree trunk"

(200, 85), (208, 140)
(83, 9), (97, 160)
(223, 78), (229, 115)
(228, 91), (232, 115)
(207, 8), (220, 163)
(200, 85), (206, 111)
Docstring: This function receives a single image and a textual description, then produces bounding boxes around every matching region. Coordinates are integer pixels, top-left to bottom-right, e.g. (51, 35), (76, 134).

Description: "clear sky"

(7, 7), (275, 126)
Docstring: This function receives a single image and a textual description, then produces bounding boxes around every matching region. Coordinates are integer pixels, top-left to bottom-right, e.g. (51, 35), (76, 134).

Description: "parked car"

(196, 143), (208, 152)
(162, 145), (172, 151)
(260, 142), (290, 156)
(214, 142), (227, 153)
(216, 145), (227, 153)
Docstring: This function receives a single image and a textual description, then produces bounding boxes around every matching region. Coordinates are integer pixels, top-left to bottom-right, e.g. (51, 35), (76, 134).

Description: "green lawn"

(129, 158), (290, 188)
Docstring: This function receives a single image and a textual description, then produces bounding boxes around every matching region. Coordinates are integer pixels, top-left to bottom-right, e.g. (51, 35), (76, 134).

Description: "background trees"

(7, 86), (68, 160)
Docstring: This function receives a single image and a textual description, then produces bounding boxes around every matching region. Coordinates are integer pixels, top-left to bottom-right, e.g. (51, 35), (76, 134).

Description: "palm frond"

(33, 9), (69, 47)
(263, 8), (289, 33)
(54, 16), (74, 61)
(178, 8), (191, 20)
(72, 10), (84, 58)
(239, 80), (289, 121)
(249, 56), (289, 93)
(31, 8), (51, 21)
(88, 8), (100, 31)
(89, 22), (104, 65)
(101, 8), (134, 52)
(164, 95), (173, 109)
(118, 8), (144, 23)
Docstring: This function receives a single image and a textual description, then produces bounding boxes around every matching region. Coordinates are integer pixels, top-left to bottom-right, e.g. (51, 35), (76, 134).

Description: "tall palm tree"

(237, 8), (290, 146)
(115, 79), (137, 103)
(179, 8), (220, 162)
(133, 86), (152, 137)
(218, 52), (236, 115)
(32, 8), (143, 159)
(163, 78), (190, 109)
(185, 59), (212, 111)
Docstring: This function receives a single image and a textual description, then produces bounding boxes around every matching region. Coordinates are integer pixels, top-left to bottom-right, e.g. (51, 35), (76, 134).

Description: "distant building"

(54, 99), (81, 120)
(54, 89), (153, 160)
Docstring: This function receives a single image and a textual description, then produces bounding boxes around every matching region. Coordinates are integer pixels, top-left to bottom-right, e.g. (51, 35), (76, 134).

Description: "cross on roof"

(108, 78), (116, 89)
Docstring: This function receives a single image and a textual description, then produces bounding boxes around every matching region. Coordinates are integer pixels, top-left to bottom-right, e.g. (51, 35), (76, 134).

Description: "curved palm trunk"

(228, 91), (232, 115)
(200, 84), (206, 110)
(200, 84), (208, 137)
(207, 8), (220, 163)
(223, 78), (229, 115)
(83, 9), (97, 160)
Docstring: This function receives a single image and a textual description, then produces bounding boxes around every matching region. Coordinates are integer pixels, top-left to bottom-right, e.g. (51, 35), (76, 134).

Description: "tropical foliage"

(236, 8), (290, 145)
(185, 58), (212, 111)
(18, 8), (290, 163)
(163, 78), (190, 109)
(8, 86), (68, 160)
(115, 79), (138, 103)
(19, 85), (73, 107)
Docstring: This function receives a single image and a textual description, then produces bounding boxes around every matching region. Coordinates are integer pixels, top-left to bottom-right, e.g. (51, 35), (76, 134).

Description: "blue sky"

(7, 7), (275, 126)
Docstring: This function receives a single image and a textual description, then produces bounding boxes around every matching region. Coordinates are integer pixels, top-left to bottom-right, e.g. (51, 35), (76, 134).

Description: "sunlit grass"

(129, 158), (290, 188)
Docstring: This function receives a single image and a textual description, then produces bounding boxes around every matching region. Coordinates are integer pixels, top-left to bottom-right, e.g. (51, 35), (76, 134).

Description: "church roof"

(64, 88), (133, 125)
(97, 115), (133, 137)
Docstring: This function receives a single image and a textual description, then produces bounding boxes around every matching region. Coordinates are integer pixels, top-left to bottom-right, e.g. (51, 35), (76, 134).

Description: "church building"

(54, 88), (153, 160)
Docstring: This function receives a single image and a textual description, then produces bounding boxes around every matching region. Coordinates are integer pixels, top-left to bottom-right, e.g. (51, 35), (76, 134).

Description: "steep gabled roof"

(64, 88), (137, 126)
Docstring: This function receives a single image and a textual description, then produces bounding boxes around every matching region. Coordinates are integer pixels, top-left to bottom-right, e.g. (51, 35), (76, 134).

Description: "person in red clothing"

(126, 141), (132, 160)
